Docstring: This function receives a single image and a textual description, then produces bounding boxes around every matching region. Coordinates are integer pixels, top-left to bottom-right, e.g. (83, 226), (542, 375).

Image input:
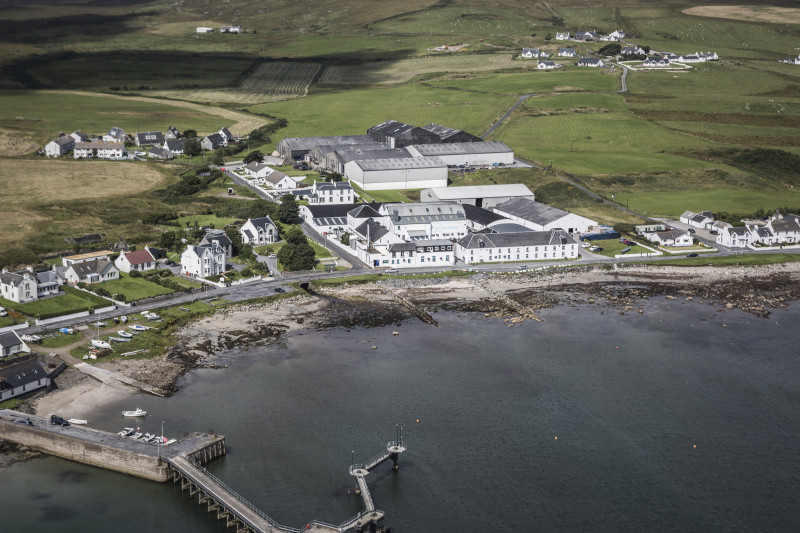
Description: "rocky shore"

(16, 262), (800, 417)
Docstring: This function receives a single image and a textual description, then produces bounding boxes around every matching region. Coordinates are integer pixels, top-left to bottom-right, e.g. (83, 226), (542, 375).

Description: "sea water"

(4, 299), (800, 532)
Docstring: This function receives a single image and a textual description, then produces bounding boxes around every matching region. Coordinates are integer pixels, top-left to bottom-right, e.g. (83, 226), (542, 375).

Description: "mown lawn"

(427, 69), (619, 95)
(0, 291), (110, 319)
(639, 253), (800, 267)
(96, 273), (174, 301)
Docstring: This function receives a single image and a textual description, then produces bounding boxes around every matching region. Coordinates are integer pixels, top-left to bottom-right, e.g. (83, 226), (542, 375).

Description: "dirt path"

(43, 90), (268, 136)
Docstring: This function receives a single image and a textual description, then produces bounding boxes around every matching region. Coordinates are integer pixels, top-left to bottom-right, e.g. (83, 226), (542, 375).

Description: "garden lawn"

(97, 273), (174, 301)
(0, 291), (110, 319)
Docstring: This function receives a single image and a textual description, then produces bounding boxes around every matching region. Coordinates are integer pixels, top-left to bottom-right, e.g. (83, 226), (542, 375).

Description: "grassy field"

(175, 214), (239, 229)
(0, 291), (110, 319)
(0, 90), (236, 153)
(637, 253), (800, 267)
(97, 273), (174, 301)
(620, 190), (800, 218)
(0, 159), (171, 248)
(426, 69), (620, 95)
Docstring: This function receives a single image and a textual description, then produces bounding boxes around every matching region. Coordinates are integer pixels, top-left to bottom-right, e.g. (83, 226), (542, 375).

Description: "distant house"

(218, 126), (234, 142)
(199, 232), (234, 258)
(63, 258), (119, 284)
(196, 27), (213, 33)
(307, 181), (355, 205)
(240, 217), (278, 246)
(103, 127), (127, 143)
(575, 31), (599, 41)
(0, 268), (39, 303)
(181, 243), (226, 278)
(680, 210), (714, 228)
(262, 170), (302, 189)
(621, 45), (646, 56)
(558, 48), (576, 57)
(45, 136), (75, 157)
(609, 30), (629, 39)
(201, 133), (227, 151)
(698, 52), (719, 61)
(779, 55), (800, 65)
(244, 161), (273, 179)
(135, 131), (165, 146)
(0, 331), (30, 359)
(537, 61), (556, 70)
(645, 229), (694, 247)
(521, 48), (548, 58)
(70, 130), (90, 143)
(643, 57), (671, 67)
(148, 146), (173, 160)
(716, 226), (753, 248)
(680, 54), (702, 63)
(164, 139), (184, 155)
(114, 248), (157, 273)
(220, 25), (242, 33)
(599, 34), (619, 42)
(555, 32), (570, 40)
(0, 358), (51, 401)
(166, 126), (181, 140)
(73, 141), (124, 159)
(578, 57), (605, 67)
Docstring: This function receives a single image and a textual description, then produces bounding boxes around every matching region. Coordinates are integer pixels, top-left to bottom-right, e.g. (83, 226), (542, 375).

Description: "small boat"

(89, 354), (97, 360)
(109, 336), (130, 343)
(59, 328), (74, 335)
(82, 355), (89, 360)
(122, 408), (147, 417)
(129, 325), (149, 331)
(21, 334), (42, 343)
(67, 419), (87, 425)
(117, 330), (133, 338)
(120, 315), (128, 323)
(92, 321), (107, 327)
(91, 339), (112, 350)
(145, 313), (161, 321)
(132, 432), (142, 439)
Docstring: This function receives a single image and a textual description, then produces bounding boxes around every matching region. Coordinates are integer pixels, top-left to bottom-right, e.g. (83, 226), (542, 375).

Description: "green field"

(426, 69), (620, 95)
(97, 273), (174, 301)
(0, 290), (110, 319)
(175, 214), (239, 229)
(621, 190), (800, 218)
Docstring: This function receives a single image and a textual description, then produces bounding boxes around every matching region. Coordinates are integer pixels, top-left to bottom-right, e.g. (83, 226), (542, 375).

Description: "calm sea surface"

(4, 299), (800, 532)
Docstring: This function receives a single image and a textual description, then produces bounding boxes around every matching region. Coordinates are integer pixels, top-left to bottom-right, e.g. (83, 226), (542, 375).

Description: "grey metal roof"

(462, 204), (507, 226)
(165, 139), (183, 151)
(408, 141), (512, 156)
(348, 204), (382, 219)
(383, 202), (465, 224)
(312, 142), (388, 158)
(487, 223), (534, 233)
(0, 359), (47, 388)
(493, 198), (570, 226)
(333, 148), (411, 164)
(422, 123), (482, 143)
(315, 181), (353, 192)
(458, 229), (575, 249)
(351, 157), (446, 171)
(279, 135), (373, 152)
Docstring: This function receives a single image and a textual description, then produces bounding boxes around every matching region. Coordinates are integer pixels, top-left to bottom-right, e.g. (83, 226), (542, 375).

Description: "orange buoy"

(554, 436), (558, 440)
(416, 419), (420, 423)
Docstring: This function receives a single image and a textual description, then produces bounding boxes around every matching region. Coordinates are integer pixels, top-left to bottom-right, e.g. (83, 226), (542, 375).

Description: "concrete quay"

(0, 409), (224, 482)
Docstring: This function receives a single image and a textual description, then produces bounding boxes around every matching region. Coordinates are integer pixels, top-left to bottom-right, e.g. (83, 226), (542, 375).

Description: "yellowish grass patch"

(683, 6), (800, 25)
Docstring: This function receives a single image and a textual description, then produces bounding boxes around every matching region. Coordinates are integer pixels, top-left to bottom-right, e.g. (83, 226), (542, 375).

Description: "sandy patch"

(684, 6), (800, 24)
(34, 378), (136, 420)
(0, 130), (39, 156)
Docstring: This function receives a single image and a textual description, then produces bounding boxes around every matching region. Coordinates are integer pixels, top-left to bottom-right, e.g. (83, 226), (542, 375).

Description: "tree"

(328, 172), (342, 182)
(243, 150), (264, 164)
(598, 43), (621, 56)
(277, 238), (316, 271)
(183, 129), (198, 138)
(226, 228), (244, 256)
(340, 233), (350, 245)
(184, 137), (202, 157)
(278, 195), (300, 224)
(211, 149), (225, 166)
(285, 227), (306, 245)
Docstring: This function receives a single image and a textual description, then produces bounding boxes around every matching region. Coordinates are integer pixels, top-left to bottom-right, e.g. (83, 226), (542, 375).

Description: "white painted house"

(493, 197), (597, 234)
(244, 162), (273, 179)
(680, 210), (714, 228)
(0, 268), (38, 303)
(558, 48), (576, 57)
(196, 27), (213, 33)
(180, 243), (226, 278)
(0, 332), (30, 359)
(0, 358), (51, 401)
(239, 217), (278, 245)
(644, 230), (694, 247)
(537, 61), (556, 70)
(457, 229), (578, 264)
(555, 32), (570, 40)
(114, 248), (157, 273)
(73, 141), (124, 159)
(63, 259), (118, 285)
(307, 181), (355, 205)
(45, 136), (75, 157)
(521, 48), (549, 58)
(103, 127), (126, 143)
(578, 58), (605, 67)
(716, 226), (753, 248)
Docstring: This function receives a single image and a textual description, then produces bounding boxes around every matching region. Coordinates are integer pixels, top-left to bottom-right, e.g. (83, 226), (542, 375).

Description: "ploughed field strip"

(0, 409), (405, 533)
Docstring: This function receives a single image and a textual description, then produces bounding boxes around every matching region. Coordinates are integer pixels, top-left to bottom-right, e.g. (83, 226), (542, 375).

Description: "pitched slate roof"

(123, 249), (155, 266)
(263, 170), (290, 185)
(462, 204), (508, 226)
(458, 229), (575, 249)
(200, 234), (233, 248)
(0, 331), (25, 350)
(245, 161), (269, 173)
(578, 57), (603, 65)
(422, 123), (482, 143)
(0, 359), (48, 389)
(52, 136), (75, 147)
(148, 147), (172, 158)
(75, 141), (124, 151)
(348, 204), (382, 219)
(69, 259), (114, 276)
(494, 197), (570, 225)
(136, 131), (165, 144)
(654, 230), (688, 240)
(0, 270), (33, 287)
(354, 219), (389, 242)
(204, 133), (225, 147)
(383, 202), (466, 224)
(219, 126), (233, 140)
(315, 181), (353, 192)
(249, 216), (276, 230)
(408, 141), (511, 157)
(165, 139), (184, 152)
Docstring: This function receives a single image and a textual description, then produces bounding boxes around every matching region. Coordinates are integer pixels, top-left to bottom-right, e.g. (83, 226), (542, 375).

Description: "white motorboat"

(89, 354), (97, 360)
(21, 334), (42, 343)
(109, 336), (130, 343)
(67, 419), (87, 425)
(122, 407), (147, 417)
(120, 315), (128, 323)
(117, 330), (133, 338)
(92, 321), (107, 327)
(129, 324), (149, 331)
(145, 313), (161, 320)
(91, 339), (112, 350)
(82, 355), (89, 360)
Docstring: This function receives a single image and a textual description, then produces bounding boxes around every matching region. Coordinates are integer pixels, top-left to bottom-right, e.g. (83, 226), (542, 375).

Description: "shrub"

(129, 270), (142, 278)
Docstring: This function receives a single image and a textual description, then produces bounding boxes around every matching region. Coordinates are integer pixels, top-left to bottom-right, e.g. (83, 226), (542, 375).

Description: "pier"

(0, 409), (405, 532)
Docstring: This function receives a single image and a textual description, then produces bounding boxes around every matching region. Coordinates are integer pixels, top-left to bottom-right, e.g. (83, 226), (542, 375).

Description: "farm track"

(42, 90), (267, 136)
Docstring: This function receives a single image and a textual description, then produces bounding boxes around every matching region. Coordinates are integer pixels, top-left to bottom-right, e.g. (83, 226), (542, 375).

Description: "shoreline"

(11, 262), (800, 430)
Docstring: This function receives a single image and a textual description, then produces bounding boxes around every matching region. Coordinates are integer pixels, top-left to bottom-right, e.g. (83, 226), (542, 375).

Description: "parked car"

(268, 253), (277, 259)
(0, 306), (6, 317)
(274, 287), (285, 293)
(517, 265), (528, 271)
(687, 228), (696, 234)
(16, 418), (34, 426)
(582, 242), (591, 248)
(50, 415), (69, 427)
(385, 267), (398, 274)
(165, 260), (177, 267)
(687, 253), (699, 258)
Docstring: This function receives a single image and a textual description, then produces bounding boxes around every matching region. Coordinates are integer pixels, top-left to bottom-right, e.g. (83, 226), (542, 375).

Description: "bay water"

(4, 299), (800, 532)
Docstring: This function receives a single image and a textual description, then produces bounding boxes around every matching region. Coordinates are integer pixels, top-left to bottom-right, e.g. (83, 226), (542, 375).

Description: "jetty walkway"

(0, 409), (405, 532)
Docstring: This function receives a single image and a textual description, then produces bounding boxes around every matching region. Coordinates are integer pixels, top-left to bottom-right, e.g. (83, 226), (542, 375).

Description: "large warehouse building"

(276, 135), (372, 159)
(406, 141), (514, 167)
(493, 197), (597, 234)
(345, 157), (448, 191)
(421, 183), (534, 209)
